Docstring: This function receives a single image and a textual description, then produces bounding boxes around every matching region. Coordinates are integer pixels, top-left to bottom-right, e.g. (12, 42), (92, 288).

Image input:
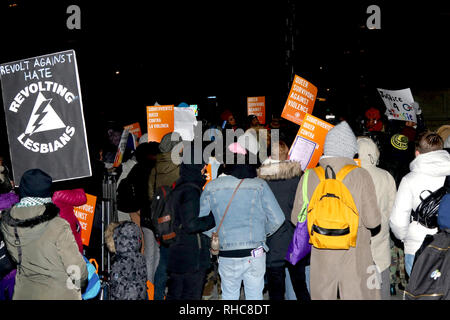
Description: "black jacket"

(257, 160), (303, 268)
(167, 163), (215, 274)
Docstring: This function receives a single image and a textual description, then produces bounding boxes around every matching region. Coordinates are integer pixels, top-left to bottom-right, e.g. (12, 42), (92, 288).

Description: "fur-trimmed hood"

(257, 159), (303, 181)
(1, 203), (60, 247)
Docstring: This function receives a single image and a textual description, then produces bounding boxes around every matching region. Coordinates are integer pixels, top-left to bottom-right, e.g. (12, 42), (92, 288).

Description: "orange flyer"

(247, 96), (266, 124)
(281, 75), (318, 126)
(288, 113), (334, 170)
(147, 105), (174, 142)
(74, 193), (97, 246)
(124, 122), (142, 139)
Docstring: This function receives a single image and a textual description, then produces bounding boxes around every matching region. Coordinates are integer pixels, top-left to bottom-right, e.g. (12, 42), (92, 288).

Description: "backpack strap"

(297, 169), (310, 223)
(336, 164), (358, 182)
(312, 166), (325, 182)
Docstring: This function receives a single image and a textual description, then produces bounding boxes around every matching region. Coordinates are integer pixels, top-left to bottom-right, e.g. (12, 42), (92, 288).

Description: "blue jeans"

(154, 245), (169, 300)
(405, 254), (415, 277)
(218, 254), (266, 300)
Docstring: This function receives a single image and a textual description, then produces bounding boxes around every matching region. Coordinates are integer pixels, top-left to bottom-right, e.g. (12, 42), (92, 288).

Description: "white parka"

(357, 137), (397, 272)
(390, 149), (450, 255)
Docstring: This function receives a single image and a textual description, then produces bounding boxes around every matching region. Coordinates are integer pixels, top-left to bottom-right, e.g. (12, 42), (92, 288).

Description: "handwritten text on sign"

(377, 88), (416, 123)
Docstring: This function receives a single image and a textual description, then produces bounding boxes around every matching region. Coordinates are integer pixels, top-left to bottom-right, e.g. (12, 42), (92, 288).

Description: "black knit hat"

(19, 168), (53, 199)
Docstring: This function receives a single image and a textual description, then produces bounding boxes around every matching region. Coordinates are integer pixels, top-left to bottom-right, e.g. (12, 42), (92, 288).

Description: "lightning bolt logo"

(24, 92), (66, 135)
(26, 98), (52, 135)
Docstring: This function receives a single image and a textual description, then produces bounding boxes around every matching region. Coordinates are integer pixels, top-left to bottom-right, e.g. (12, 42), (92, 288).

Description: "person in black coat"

(165, 142), (216, 300)
(257, 139), (310, 301)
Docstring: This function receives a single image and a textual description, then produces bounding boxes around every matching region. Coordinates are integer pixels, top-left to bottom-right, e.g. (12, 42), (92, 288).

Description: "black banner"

(0, 50), (91, 184)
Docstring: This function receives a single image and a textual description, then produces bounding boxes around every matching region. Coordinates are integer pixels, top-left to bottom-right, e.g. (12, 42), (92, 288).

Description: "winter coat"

(390, 150), (450, 256)
(291, 157), (381, 300)
(257, 159), (303, 268)
(357, 137), (397, 272)
(148, 152), (180, 200)
(167, 173), (216, 274)
(0, 192), (19, 212)
(52, 189), (87, 253)
(105, 221), (147, 300)
(0, 203), (88, 300)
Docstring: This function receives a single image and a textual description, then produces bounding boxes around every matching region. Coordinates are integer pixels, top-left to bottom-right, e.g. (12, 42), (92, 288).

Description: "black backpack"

(0, 229), (16, 279)
(405, 231), (450, 300)
(150, 182), (201, 247)
(411, 176), (450, 229)
(116, 176), (139, 213)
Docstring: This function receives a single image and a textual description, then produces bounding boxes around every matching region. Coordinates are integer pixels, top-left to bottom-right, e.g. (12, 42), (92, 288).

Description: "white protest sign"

(174, 107), (197, 141)
(377, 88), (416, 123)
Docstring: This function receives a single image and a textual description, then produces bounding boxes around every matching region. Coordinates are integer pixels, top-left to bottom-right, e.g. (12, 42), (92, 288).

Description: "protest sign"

(289, 113), (334, 170)
(0, 50), (91, 184)
(147, 105), (174, 142)
(174, 106), (197, 141)
(74, 193), (97, 246)
(281, 75), (318, 126)
(124, 122), (142, 139)
(247, 96), (266, 124)
(377, 88), (416, 123)
(113, 129), (138, 167)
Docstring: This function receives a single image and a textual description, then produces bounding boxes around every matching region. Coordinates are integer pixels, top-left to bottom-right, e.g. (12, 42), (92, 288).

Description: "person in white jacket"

(357, 136), (397, 299)
(390, 131), (450, 276)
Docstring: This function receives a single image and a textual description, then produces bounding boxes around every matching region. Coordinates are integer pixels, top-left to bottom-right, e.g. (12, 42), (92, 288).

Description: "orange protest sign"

(247, 96), (266, 124)
(281, 75), (318, 126)
(147, 105), (174, 143)
(203, 163), (213, 190)
(124, 122), (142, 139)
(74, 193), (97, 246)
(288, 113), (334, 170)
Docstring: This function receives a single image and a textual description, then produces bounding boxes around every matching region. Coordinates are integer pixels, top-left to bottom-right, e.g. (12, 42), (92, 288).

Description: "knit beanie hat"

(323, 121), (358, 158)
(19, 168), (52, 199)
(159, 132), (182, 153)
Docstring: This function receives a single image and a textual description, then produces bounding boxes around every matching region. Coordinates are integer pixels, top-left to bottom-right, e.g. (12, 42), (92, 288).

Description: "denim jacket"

(199, 175), (285, 252)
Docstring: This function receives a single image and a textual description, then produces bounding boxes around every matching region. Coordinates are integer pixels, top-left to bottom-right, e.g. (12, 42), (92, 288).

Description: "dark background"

(1, 0), (450, 153)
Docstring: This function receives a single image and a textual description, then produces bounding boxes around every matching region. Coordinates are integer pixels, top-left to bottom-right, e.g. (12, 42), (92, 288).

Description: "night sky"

(1, 1), (450, 143)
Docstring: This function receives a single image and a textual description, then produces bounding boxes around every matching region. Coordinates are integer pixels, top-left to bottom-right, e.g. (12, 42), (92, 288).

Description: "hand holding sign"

(377, 88), (417, 123)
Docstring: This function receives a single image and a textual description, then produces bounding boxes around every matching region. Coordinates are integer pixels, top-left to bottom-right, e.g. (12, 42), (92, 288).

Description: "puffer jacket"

(257, 159), (303, 268)
(105, 221), (147, 300)
(52, 189), (87, 253)
(390, 150), (450, 255)
(357, 137), (397, 272)
(0, 203), (88, 300)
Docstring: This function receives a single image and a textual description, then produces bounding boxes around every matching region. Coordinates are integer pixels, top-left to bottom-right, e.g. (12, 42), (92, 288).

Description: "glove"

(411, 101), (422, 115)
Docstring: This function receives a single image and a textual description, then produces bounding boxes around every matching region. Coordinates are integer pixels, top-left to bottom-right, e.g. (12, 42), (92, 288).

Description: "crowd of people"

(0, 103), (449, 300)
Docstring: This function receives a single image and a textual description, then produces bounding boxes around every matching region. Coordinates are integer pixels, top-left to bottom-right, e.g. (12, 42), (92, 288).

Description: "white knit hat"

(323, 121), (358, 158)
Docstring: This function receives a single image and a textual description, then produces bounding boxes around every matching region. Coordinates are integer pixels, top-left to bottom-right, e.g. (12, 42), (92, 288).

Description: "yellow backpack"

(307, 164), (359, 249)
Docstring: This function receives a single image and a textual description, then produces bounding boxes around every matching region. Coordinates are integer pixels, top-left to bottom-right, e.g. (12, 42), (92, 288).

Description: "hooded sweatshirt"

(390, 149), (450, 255)
(357, 137), (397, 272)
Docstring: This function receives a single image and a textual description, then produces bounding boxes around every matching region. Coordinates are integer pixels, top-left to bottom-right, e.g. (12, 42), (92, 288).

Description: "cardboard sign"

(0, 50), (92, 183)
(124, 122), (142, 139)
(289, 113), (334, 170)
(247, 96), (266, 124)
(377, 88), (416, 123)
(74, 193), (97, 246)
(281, 75), (318, 126)
(147, 105), (174, 142)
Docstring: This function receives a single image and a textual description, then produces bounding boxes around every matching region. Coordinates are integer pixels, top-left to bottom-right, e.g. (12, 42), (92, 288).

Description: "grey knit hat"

(159, 132), (182, 153)
(323, 121), (358, 158)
